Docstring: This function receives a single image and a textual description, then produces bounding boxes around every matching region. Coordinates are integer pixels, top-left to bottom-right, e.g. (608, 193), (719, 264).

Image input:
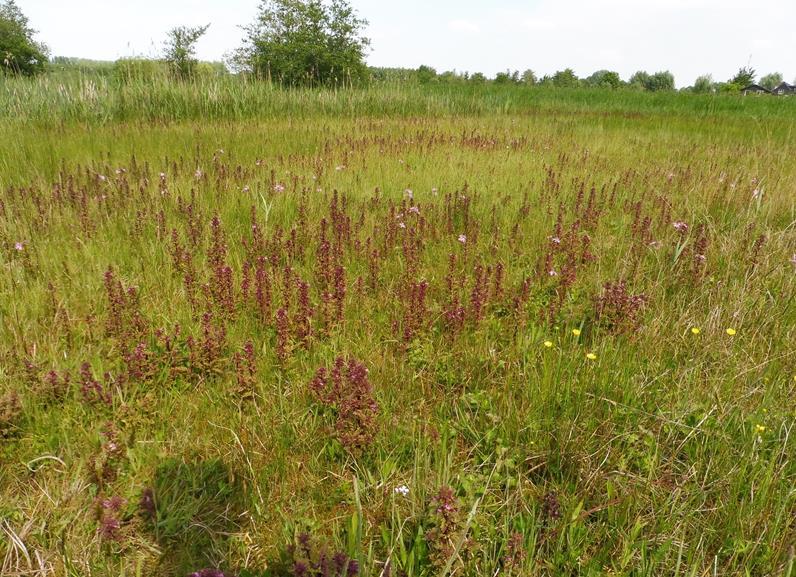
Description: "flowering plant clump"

(94, 495), (127, 542)
(424, 486), (472, 570)
(0, 390), (22, 438)
(594, 280), (648, 335)
(273, 532), (359, 577)
(309, 357), (378, 452)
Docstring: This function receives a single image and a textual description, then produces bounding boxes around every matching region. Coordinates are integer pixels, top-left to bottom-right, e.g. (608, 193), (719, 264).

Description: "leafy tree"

(416, 65), (437, 84)
(730, 66), (755, 87)
(629, 70), (674, 91)
(0, 0), (48, 76)
(629, 70), (650, 90)
(647, 71), (675, 91)
(237, 0), (370, 86)
(438, 70), (465, 84)
(585, 69), (621, 89)
(759, 72), (782, 90)
(164, 24), (210, 80)
(494, 69), (518, 84)
(692, 74), (714, 93)
(552, 68), (579, 88)
(469, 72), (486, 84)
(520, 69), (536, 85)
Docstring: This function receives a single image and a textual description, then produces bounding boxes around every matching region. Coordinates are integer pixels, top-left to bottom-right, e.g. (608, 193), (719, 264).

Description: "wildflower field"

(0, 82), (795, 576)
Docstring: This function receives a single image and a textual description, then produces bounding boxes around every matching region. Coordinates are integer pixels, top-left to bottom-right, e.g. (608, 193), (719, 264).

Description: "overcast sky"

(18, 0), (796, 86)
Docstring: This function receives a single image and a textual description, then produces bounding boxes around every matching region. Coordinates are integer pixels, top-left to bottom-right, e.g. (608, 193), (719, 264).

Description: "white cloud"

(522, 19), (556, 31)
(448, 19), (480, 33)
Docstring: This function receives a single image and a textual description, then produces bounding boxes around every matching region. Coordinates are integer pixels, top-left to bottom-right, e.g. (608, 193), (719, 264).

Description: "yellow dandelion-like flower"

(726, 328), (737, 336)
(755, 424), (766, 434)
(586, 353), (597, 360)
(572, 329), (581, 337)
(544, 341), (554, 348)
(691, 327), (701, 335)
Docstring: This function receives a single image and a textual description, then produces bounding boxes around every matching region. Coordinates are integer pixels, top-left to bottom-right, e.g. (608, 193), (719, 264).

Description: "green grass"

(3, 73), (796, 127)
(0, 82), (794, 577)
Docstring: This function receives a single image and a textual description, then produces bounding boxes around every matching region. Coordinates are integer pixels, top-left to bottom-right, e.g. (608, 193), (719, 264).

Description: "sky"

(17, 0), (796, 87)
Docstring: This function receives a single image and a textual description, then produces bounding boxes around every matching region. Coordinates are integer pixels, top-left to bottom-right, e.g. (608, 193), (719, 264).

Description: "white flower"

(398, 222), (406, 229)
(98, 174), (107, 182)
(548, 269), (558, 277)
(273, 183), (285, 193)
(335, 165), (346, 171)
(394, 485), (409, 496)
(458, 234), (467, 244)
(409, 206), (420, 215)
(242, 186), (250, 193)
(404, 189), (413, 199)
(549, 236), (561, 245)
(194, 169), (203, 179)
(431, 187), (438, 195)
(14, 242), (24, 251)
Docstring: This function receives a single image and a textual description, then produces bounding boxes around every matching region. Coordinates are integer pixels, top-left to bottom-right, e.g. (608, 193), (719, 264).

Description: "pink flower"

(409, 206), (420, 215)
(457, 234), (467, 244)
(273, 183), (285, 193)
(398, 222), (406, 229)
(673, 221), (689, 234)
(14, 242), (24, 251)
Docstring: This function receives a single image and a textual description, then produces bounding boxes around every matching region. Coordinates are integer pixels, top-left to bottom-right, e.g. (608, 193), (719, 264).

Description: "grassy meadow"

(0, 80), (795, 576)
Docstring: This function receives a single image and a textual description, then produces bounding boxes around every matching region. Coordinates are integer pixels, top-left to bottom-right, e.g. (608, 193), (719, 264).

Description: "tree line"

(1, 0), (792, 93)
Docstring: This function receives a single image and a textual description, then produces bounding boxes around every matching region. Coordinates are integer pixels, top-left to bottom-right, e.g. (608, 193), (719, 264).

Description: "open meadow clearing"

(1, 83), (795, 576)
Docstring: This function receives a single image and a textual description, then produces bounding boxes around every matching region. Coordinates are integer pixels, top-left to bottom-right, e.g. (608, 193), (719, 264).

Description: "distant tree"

(692, 74), (714, 93)
(438, 70), (465, 84)
(629, 70), (650, 90)
(163, 24), (210, 80)
(470, 72), (486, 84)
(521, 69), (536, 85)
(647, 71), (675, 91)
(585, 69), (622, 89)
(416, 64), (437, 84)
(552, 68), (579, 88)
(759, 72), (783, 90)
(730, 66), (756, 87)
(494, 69), (515, 84)
(236, 0), (370, 86)
(0, 0), (48, 75)
(630, 70), (674, 91)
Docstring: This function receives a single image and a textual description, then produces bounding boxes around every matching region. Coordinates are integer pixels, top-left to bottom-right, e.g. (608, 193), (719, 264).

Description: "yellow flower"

(586, 353), (597, 360)
(755, 424), (766, 434)
(544, 341), (554, 348)
(726, 328), (737, 336)
(691, 327), (701, 335)
(572, 329), (581, 337)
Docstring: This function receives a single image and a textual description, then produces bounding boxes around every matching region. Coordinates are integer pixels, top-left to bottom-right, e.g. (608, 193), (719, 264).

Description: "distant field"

(0, 83), (794, 577)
